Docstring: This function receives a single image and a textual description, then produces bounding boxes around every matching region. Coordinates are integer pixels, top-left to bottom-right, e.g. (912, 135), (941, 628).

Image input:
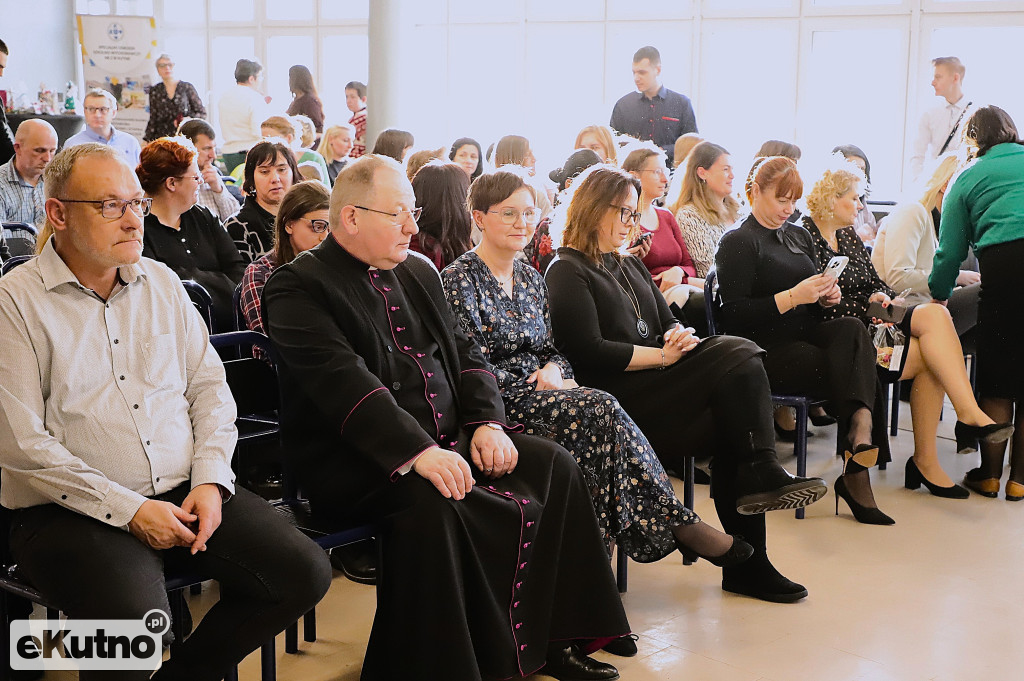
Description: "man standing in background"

(909, 56), (973, 180)
(0, 38), (15, 165)
(345, 81), (367, 159)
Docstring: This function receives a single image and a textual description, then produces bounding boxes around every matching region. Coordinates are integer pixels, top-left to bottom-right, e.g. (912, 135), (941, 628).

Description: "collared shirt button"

(105, 513), (111, 519)
(119, 375), (125, 380)
(113, 339), (119, 344)
(155, 477), (160, 482)
(133, 404), (139, 409)
(146, 441), (151, 445)
(61, 494), (67, 500)
(392, 382), (401, 391)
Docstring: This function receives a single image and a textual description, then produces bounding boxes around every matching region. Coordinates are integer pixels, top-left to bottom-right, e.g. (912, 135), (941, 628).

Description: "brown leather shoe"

(1006, 480), (1024, 502)
(963, 468), (1000, 498)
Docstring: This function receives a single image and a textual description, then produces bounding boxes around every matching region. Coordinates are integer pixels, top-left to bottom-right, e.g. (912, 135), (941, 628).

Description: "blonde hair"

(669, 141), (739, 225)
(919, 154), (960, 213)
(805, 166), (865, 222)
(574, 125), (618, 165)
(261, 115), (297, 140)
(405, 146), (446, 180)
(672, 133), (704, 169)
(317, 123), (355, 163)
(933, 56), (966, 80)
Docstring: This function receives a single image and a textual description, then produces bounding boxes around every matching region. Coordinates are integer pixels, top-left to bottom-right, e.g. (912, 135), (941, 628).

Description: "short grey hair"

(84, 88), (118, 109)
(44, 143), (125, 201)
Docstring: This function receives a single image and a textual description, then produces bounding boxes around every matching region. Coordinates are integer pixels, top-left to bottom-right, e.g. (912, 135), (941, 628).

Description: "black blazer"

(263, 236), (508, 502)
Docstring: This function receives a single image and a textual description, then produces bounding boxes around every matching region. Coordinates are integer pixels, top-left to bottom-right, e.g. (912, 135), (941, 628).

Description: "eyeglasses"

(176, 174), (202, 183)
(57, 197), (153, 219)
(611, 205), (642, 224)
(156, 62), (174, 69)
(640, 167), (668, 178)
(84, 106), (112, 115)
(487, 208), (540, 226)
(298, 217), (330, 234)
(354, 205), (422, 224)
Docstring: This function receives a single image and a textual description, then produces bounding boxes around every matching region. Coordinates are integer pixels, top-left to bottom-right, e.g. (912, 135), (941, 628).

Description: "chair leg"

(190, 583), (202, 596)
(261, 637), (276, 681)
(168, 588), (187, 642)
(1, 592), (12, 681)
(890, 381), (901, 436)
(681, 458), (695, 566)
(285, 621), (298, 654)
(794, 403), (809, 520)
(224, 666), (239, 681)
(616, 545), (628, 594)
(45, 607), (58, 622)
(303, 608), (317, 643)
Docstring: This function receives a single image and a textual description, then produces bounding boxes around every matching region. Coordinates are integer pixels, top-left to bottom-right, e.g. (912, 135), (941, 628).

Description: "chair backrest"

(232, 283), (246, 332)
(1, 254), (34, 276)
(2, 222), (38, 258)
(703, 269), (722, 336)
(210, 331), (281, 422)
(181, 279), (215, 333)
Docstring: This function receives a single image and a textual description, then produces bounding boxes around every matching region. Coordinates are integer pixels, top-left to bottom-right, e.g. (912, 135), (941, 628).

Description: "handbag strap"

(938, 101), (973, 156)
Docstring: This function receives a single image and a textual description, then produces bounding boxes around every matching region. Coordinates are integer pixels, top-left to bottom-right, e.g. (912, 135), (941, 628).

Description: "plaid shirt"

(0, 158), (45, 228)
(349, 107), (367, 158)
(240, 254), (276, 361)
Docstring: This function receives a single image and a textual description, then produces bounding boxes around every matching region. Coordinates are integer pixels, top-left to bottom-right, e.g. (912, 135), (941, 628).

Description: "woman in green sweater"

(930, 105), (1024, 501)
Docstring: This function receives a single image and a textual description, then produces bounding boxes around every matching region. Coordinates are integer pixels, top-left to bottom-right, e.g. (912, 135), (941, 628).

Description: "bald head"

(14, 119), (59, 184)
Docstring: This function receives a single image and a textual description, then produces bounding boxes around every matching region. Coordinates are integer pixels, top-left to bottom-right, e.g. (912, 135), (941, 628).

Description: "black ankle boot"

(735, 435), (827, 515)
(721, 549), (808, 603)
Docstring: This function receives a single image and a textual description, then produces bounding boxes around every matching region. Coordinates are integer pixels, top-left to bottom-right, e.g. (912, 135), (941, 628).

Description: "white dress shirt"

(910, 95), (973, 179)
(0, 239), (237, 527)
(217, 85), (268, 154)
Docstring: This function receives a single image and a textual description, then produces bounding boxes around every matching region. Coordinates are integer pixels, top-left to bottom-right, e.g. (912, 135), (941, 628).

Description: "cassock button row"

(403, 346), (411, 350)
(383, 287), (391, 291)
(522, 542), (530, 548)
(515, 623), (522, 629)
(396, 327), (405, 332)
(426, 372), (433, 377)
(430, 393), (437, 398)
(390, 306), (399, 311)
(416, 353), (425, 358)
(520, 645), (527, 651)
(513, 601), (520, 608)
(437, 412), (443, 418)
(526, 521), (534, 527)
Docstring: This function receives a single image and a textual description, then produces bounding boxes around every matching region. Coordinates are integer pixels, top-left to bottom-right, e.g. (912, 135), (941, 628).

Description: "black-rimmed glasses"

(354, 205), (422, 224)
(611, 205), (642, 224)
(57, 197), (153, 219)
(298, 217), (330, 234)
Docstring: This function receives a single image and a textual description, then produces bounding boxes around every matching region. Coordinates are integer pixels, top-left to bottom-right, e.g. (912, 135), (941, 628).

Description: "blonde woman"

(802, 163), (1010, 499)
(672, 132), (704, 169)
(316, 123), (355, 184)
(668, 141), (739, 278)
(574, 124), (619, 165)
(261, 115), (328, 183)
(872, 154), (979, 336)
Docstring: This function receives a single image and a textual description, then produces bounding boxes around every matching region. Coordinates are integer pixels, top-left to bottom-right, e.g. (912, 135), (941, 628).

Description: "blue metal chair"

(181, 280), (215, 334)
(1, 222), (38, 258)
(210, 331), (380, 654)
(232, 282), (246, 332)
(0, 255), (33, 277)
(704, 270), (821, 519)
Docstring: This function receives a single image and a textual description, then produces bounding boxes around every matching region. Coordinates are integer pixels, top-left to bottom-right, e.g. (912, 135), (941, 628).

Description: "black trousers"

(9, 485), (332, 681)
(762, 316), (890, 462)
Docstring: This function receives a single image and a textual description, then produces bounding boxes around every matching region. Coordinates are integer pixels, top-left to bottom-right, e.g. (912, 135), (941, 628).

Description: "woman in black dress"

(136, 137), (244, 330)
(716, 156), (891, 525)
(546, 165), (827, 604)
(802, 163), (1010, 499)
(443, 167), (753, 571)
(144, 54), (207, 142)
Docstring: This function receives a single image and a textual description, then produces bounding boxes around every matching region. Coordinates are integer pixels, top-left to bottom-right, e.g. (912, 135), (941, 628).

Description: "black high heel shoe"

(774, 420), (798, 442)
(954, 421), (1015, 454)
(834, 444), (895, 525)
(676, 535), (754, 567)
(904, 457), (970, 499)
(809, 410), (837, 427)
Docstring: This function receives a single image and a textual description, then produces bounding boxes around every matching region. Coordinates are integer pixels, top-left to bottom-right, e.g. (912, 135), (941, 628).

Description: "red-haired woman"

(715, 157), (891, 525)
(137, 136), (245, 330)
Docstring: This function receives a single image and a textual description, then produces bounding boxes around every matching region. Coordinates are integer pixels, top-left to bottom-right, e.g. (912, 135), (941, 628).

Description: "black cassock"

(263, 236), (629, 681)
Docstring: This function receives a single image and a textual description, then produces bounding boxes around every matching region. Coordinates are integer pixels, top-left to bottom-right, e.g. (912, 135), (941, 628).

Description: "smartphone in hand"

(866, 300), (907, 324)
(629, 232), (651, 249)
(823, 255), (849, 280)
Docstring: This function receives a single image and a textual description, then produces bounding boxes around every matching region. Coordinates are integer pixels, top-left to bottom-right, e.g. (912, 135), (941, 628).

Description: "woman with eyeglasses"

(622, 146), (705, 332)
(136, 136), (245, 331)
(240, 181), (329, 341)
(409, 161), (473, 270)
(143, 54), (207, 142)
(545, 165), (828, 604)
(442, 169), (755, 620)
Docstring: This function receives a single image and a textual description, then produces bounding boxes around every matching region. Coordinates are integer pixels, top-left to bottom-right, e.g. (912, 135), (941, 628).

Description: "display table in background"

(7, 113), (85, 148)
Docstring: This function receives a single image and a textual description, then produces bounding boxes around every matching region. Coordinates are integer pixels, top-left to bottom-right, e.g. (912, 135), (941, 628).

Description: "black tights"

(979, 397), (1024, 483)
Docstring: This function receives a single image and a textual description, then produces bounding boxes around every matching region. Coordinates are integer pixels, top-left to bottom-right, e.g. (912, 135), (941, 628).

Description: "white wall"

(0, 0), (79, 102)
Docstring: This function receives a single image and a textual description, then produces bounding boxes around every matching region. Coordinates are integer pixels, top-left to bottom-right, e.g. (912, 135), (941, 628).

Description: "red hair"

(745, 156), (802, 204)
(136, 136), (197, 195)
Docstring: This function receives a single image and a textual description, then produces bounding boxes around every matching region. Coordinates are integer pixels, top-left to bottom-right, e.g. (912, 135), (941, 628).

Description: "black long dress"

(141, 204), (245, 331)
(264, 240), (630, 681)
(442, 251), (698, 562)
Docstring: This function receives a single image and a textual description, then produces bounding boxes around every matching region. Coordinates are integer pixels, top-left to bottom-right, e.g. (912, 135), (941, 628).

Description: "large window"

(73, 0), (1024, 195)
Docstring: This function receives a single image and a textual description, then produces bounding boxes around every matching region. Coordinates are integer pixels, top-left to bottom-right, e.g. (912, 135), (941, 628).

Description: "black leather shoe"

(542, 645), (620, 680)
(330, 539), (378, 585)
(722, 551), (808, 603)
(601, 634), (638, 657)
(676, 535), (754, 568)
(735, 459), (828, 515)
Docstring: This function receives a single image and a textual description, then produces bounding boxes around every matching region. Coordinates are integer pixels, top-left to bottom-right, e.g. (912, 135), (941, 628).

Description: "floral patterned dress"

(442, 251), (697, 562)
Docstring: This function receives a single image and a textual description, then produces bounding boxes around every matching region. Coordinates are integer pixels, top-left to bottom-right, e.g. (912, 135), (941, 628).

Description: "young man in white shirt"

(217, 58), (268, 172)
(909, 56), (973, 180)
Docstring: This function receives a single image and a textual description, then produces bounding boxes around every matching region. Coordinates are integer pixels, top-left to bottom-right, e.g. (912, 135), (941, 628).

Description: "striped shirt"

(0, 158), (45, 228)
(0, 239), (237, 527)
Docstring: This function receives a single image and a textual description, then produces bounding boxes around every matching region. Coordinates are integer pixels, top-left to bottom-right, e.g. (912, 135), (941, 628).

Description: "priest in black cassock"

(263, 155), (630, 681)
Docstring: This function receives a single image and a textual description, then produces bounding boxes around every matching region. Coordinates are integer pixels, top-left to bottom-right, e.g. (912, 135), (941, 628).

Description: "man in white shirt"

(0, 143), (330, 680)
(909, 56), (973, 180)
(217, 59), (268, 173)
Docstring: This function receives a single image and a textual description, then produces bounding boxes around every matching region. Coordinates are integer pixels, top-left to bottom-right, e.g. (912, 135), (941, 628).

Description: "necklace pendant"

(637, 318), (650, 338)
